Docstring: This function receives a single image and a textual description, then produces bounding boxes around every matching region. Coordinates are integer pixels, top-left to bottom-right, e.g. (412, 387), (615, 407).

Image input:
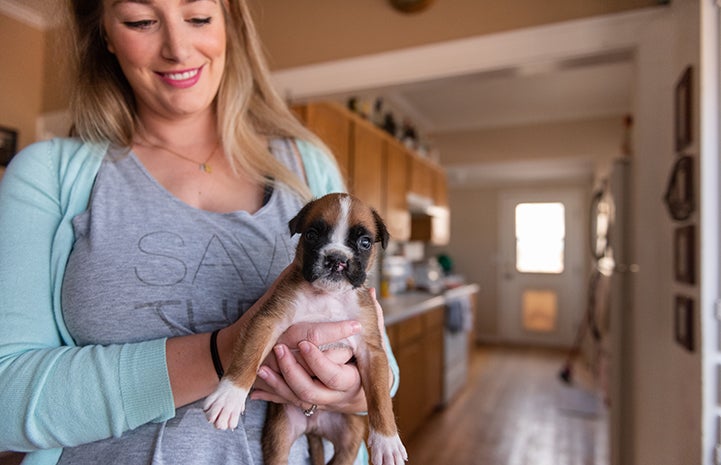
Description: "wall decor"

(674, 295), (694, 352)
(674, 224), (696, 284)
(675, 66), (692, 152)
(664, 154), (695, 221)
(0, 126), (18, 166)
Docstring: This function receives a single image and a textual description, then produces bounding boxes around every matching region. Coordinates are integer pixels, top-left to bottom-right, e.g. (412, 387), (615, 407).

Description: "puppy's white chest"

(291, 287), (361, 323)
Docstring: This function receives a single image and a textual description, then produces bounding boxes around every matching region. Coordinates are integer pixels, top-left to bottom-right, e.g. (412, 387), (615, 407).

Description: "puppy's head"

(289, 193), (389, 291)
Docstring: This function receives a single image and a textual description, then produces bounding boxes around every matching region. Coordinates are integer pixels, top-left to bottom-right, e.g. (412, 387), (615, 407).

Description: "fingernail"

(350, 321), (362, 333)
(274, 345), (285, 358)
(257, 367), (268, 379)
(299, 341), (311, 353)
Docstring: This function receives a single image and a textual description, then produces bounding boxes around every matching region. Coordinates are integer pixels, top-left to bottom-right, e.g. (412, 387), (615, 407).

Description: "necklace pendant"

(200, 163), (212, 174)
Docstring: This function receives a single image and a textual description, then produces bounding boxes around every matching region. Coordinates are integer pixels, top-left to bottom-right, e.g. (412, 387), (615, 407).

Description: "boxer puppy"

(203, 193), (407, 465)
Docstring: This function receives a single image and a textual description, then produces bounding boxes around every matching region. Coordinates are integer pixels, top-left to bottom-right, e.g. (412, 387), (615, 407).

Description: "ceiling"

(330, 49), (634, 136)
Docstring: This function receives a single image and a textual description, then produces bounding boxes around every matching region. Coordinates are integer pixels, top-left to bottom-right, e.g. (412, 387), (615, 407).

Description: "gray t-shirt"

(59, 139), (311, 464)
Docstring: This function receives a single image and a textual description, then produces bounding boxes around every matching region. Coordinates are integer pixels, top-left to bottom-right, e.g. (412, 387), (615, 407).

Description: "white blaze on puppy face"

(326, 195), (352, 256)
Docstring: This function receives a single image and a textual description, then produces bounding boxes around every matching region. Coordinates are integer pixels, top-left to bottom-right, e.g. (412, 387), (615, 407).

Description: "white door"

(498, 188), (586, 347)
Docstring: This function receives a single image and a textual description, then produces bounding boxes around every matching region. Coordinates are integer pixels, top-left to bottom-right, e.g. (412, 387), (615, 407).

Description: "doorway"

(498, 188), (586, 347)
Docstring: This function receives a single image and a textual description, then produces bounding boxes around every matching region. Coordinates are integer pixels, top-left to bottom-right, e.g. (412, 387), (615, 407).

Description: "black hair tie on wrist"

(210, 329), (225, 380)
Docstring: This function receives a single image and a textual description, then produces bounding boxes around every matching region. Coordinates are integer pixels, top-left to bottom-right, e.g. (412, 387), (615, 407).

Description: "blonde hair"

(65, 0), (334, 201)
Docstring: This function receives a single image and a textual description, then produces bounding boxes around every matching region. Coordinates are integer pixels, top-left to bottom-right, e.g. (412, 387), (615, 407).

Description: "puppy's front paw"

(203, 379), (249, 430)
(367, 430), (408, 465)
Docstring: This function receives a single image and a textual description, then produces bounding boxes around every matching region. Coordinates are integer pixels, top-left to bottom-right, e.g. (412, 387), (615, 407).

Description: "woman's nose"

(161, 22), (190, 62)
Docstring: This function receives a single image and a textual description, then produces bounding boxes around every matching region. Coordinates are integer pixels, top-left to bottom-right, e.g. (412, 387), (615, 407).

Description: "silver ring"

(303, 404), (318, 417)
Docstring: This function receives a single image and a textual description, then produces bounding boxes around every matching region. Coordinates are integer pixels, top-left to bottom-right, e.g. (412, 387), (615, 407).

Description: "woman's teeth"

(165, 69), (198, 81)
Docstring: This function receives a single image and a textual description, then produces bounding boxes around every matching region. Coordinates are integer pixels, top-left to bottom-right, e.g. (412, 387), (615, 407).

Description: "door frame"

(497, 186), (588, 347)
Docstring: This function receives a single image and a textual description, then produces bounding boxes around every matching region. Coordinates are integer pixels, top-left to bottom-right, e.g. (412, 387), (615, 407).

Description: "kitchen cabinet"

(410, 207), (450, 245)
(293, 101), (447, 244)
(351, 119), (384, 215)
(388, 306), (444, 441)
(432, 164), (449, 207)
(408, 154), (434, 200)
(384, 140), (411, 240)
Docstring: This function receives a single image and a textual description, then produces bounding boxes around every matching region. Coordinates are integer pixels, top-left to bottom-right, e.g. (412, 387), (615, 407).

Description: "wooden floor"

(405, 345), (608, 465)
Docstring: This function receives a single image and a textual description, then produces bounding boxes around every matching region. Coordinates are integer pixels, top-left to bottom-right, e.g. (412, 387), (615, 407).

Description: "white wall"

(622, 1), (701, 464)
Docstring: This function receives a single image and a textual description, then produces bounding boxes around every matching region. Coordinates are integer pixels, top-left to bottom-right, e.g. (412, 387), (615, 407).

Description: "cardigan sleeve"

(294, 138), (347, 198)
(0, 140), (175, 453)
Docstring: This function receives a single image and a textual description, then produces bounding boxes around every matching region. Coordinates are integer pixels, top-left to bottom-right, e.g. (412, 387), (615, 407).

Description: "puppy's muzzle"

(324, 252), (349, 273)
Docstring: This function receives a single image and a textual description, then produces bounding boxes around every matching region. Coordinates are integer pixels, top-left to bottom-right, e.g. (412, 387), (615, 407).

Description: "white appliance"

(442, 292), (473, 404)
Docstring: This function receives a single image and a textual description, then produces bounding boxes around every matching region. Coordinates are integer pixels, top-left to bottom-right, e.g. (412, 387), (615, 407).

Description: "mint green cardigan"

(0, 138), (397, 465)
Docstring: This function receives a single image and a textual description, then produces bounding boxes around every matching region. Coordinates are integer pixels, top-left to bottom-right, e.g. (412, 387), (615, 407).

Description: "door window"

(515, 202), (565, 274)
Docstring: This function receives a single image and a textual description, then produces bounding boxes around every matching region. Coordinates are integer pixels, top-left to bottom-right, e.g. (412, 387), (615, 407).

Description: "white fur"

(330, 195), (351, 248)
(367, 429), (408, 465)
(203, 379), (249, 430)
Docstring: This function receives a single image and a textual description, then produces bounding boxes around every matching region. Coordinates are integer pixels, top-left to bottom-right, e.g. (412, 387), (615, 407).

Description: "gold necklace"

(137, 139), (219, 174)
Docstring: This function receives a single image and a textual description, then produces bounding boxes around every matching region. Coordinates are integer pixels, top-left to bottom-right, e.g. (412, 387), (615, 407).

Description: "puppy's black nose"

(324, 253), (348, 272)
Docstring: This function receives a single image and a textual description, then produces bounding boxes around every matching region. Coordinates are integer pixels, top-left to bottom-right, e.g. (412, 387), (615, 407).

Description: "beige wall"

(42, 26), (72, 114)
(0, 14), (44, 150)
(248, 0), (658, 69)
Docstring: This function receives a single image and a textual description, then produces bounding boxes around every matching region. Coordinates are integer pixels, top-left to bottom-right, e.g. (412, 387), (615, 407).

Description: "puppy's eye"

(358, 236), (373, 250)
(305, 229), (319, 242)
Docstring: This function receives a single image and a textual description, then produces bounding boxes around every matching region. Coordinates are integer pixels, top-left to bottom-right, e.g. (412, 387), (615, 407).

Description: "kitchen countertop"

(380, 283), (480, 326)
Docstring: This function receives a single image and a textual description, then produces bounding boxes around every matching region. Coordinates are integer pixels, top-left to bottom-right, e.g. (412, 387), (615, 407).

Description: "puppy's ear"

(289, 200), (315, 236)
(372, 209), (390, 249)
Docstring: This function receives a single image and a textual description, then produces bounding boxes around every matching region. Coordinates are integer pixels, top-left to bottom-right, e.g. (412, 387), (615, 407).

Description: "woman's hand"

(249, 321), (367, 414)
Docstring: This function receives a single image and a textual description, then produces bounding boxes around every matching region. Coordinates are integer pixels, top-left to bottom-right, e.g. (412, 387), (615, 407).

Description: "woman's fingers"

(277, 320), (361, 348)
(298, 341), (359, 391)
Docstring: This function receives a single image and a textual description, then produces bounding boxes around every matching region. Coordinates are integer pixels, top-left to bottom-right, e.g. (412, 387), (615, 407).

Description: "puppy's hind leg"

(323, 414), (366, 465)
(263, 403), (308, 465)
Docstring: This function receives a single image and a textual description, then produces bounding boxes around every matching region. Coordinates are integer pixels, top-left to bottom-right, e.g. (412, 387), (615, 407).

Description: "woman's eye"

(124, 20), (156, 30)
(358, 237), (372, 250)
(188, 17), (213, 26)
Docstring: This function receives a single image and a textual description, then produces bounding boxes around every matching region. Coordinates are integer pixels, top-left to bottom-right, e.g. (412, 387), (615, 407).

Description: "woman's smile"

(158, 66), (204, 88)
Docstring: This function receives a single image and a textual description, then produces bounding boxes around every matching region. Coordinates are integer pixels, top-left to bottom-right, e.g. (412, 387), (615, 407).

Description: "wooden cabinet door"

(304, 102), (351, 182)
(351, 121), (384, 215)
(384, 141), (410, 241)
(394, 334), (426, 441)
(432, 165), (449, 207)
(409, 154), (433, 199)
(423, 307), (444, 414)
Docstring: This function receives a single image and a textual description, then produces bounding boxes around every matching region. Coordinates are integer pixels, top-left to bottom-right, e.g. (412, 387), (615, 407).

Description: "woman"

(0, 0), (398, 464)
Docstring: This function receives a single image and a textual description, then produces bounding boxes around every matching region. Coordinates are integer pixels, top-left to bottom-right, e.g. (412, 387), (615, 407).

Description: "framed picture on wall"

(674, 295), (694, 352)
(0, 126), (18, 166)
(673, 224), (696, 284)
(675, 66), (692, 152)
(664, 155), (695, 221)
